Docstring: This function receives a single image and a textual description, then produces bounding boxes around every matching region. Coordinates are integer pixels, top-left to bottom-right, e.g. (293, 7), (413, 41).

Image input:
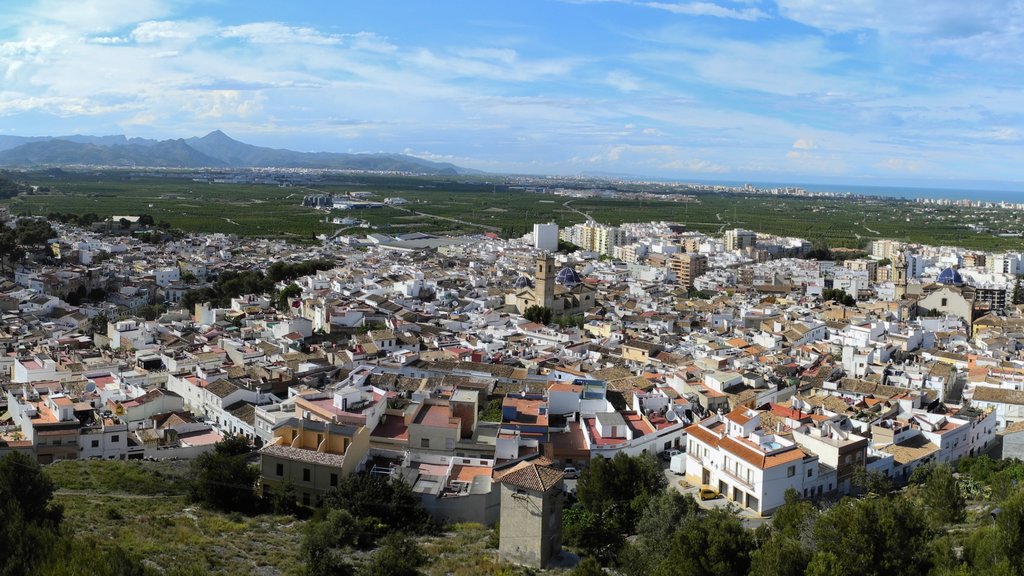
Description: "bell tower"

(894, 250), (908, 299)
(534, 255), (555, 309)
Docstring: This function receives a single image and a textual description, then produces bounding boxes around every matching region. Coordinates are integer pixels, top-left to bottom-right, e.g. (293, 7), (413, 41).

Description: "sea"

(686, 179), (1024, 204)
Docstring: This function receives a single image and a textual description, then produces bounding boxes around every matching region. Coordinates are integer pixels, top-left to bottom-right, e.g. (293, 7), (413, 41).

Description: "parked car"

(699, 485), (722, 501)
(660, 449), (682, 462)
(563, 466), (580, 479)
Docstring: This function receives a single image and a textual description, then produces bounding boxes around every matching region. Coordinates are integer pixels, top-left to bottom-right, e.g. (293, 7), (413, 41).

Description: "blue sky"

(1, 0), (1023, 188)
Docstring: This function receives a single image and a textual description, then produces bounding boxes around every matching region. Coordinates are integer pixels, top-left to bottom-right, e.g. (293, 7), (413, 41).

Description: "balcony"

(722, 467), (753, 489)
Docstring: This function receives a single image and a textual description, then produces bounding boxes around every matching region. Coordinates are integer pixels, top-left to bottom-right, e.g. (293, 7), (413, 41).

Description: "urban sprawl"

(4, 205), (1024, 568)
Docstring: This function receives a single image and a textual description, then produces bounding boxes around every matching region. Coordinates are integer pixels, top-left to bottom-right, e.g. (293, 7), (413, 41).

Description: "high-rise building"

(869, 239), (903, 261)
(558, 222), (627, 256)
(670, 253), (708, 288)
(532, 222), (558, 252)
(724, 228), (756, 251)
(593, 225), (627, 256)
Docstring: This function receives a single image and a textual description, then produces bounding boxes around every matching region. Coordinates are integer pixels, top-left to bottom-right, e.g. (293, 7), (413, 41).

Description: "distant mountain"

(0, 134), (131, 152)
(0, 130), (476, 174)
(0, 139), (226, 168)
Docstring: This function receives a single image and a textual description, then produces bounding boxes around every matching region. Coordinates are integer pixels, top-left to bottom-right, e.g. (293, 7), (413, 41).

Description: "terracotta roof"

(972, 386), (1024, 406)
(498, 463), (564, 492)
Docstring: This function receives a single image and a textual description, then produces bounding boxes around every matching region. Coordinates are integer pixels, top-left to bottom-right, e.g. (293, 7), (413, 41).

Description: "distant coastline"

(689, 179), (1024, 203)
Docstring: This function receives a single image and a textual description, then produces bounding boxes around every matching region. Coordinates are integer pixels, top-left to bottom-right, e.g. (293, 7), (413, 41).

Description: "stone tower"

(894, 250), (908, 300)
(498, 463), (565, 568)
(534, 255), (555, 309)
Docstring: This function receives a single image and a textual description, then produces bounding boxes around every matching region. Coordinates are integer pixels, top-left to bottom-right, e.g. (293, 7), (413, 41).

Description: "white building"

(684, 407), (835, 514)
(533, 222), (559, 252)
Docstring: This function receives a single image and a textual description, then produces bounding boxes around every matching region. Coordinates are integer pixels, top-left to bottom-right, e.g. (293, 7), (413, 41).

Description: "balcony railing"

(722, 467), (753, 489)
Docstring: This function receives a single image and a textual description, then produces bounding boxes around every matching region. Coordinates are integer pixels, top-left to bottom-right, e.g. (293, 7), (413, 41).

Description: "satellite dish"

(84, 382), (97, 394)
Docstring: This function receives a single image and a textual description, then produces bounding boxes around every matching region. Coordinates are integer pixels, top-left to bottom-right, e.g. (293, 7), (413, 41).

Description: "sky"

(1, 0), (1023, 188)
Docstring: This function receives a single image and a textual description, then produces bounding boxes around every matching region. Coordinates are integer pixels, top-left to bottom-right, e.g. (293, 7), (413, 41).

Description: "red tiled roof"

(498, 463), (564, 492)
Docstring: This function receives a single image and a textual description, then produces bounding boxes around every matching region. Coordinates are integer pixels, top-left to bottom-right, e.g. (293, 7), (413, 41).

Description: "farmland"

(5, 169), (1024, 252)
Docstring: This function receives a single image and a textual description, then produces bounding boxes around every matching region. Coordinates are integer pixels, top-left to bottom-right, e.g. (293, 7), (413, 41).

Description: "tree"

(565, 452), (667, 564)
(652, 508), (753, 576)
(320, 474), (431, 537)
(0, 451), (62, 526)
(89, 311), (109, 336)
(138, 214), (155, 227)
(119, 218), (131, 230)
(822, 288), (856, 307)
(189, 435), (258, 513)
(749, 533), (811, 576)
(358, 533), (424, 576)
(277, 283), (302, 311)
(570, 557), (605, 576)
(304, 509), (361, 576)
(911, 463), (965, 526)
(851, 466), (895, 496)
(0, 452), (64, 576)
(812, 496), (934, 576)
(620, 491), (701, 575)
(523, 305), (553, 325)
(769, 489), (817, 541)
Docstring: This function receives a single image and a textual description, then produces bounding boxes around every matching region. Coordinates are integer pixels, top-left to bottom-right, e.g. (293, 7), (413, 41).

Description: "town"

(2, 192), (1024, 573)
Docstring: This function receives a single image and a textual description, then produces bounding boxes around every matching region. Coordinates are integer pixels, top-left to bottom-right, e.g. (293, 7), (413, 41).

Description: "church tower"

(534, 255), (555, 309)
(894, 250), (908, 300)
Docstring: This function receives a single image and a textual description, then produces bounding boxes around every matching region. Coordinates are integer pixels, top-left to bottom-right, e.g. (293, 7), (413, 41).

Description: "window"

(787, 466), (796, 477)
(330, 474), (338, 487)
(302, 492), (310, 506)
(111, 435), (120, 442)
(941, 298), (948, 307)
(303, 468), (311, 482)
(807, 469), (813, 478)
(276, 463), (284, 476)
(91, 440), (99, 448)
(421, 438), (430, 449)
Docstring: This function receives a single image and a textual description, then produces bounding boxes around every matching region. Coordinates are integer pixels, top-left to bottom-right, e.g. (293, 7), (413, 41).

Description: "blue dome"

(555, 267), (582, 287)
(513, 275), (534, 289)
(936, 267), (964, 286)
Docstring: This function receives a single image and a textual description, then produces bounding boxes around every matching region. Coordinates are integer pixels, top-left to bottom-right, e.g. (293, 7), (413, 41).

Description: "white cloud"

(27, 0), (170, 31)
(792, 138), (816, 150)
(410, 49), (578, 82)
(221, 22), (343, 45)
(188, 90), (263, 119)
(776, 0), (1024, 59)
(605, 70), (642, 92)
(131, 20), (209, 43)
(641, 1), (767, 20)
(89, 36), (129, 44)
(658, 158), (728, 172)
(876, 158), (926, 172)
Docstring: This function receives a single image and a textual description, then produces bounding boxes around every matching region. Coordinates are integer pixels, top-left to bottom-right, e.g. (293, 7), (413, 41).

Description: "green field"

(6, 170), (1024, 251)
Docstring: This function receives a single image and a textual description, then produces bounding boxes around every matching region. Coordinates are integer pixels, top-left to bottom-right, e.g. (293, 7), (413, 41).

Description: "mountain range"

(0, 130), (472, 174)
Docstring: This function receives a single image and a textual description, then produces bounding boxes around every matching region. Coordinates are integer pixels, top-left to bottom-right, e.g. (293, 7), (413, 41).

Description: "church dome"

(512, 275), (534, 289)
(936, 267), (964, 286)
(555, 267), (582, 287)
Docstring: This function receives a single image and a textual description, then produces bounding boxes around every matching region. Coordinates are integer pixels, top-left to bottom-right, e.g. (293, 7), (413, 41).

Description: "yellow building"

(259, 416), (370, 506)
